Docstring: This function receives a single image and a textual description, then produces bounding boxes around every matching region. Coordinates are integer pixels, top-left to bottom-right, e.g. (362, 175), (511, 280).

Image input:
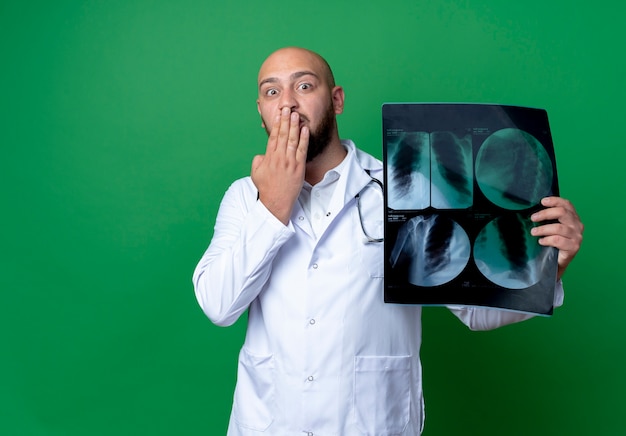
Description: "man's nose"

(278, 89), (298, 111)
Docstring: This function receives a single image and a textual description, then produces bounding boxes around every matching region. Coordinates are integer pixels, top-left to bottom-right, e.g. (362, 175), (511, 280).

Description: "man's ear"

(332, 86), (345, 115)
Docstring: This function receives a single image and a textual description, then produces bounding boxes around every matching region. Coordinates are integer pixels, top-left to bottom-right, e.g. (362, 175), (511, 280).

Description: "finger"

(532, 197), (577, 218)
(531, 200), (578, 223)
(275, 107), (292, 153)
(251, 154), (264, 172)
(537, 233), (581, 255)
(266, 112), (282, 154)
(540, 196), (573, 209)
(531, 206), (567, 223)
(532, 221), (582, 251)
(286, 111), (300, 155)
(531, 207), (583, 240)
(531, 221), (568, 238)
(296, 125), (309, 163)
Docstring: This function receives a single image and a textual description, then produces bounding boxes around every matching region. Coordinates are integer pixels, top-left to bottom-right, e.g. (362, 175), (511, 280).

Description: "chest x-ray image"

(473, 213), (555, 289)
(430, 131), (473, 209)
(389, 214), (471, 287)
(382, 103), (559, 315)
(476, 128), (553, 210)
(386, 130), (473, 210)
(386, 131), (430, 210)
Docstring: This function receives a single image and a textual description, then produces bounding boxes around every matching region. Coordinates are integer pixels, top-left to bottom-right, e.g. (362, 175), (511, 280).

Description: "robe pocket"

(233, 348), (275, 431)
(354, 355), (411, 435)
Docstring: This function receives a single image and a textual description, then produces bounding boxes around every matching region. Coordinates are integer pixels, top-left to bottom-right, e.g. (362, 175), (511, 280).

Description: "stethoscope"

(355, 175), (384, 243)
(256, 172), (385, 243)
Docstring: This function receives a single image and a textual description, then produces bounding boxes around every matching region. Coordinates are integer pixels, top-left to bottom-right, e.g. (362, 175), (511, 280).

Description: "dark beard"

(305, 104), (335, 162)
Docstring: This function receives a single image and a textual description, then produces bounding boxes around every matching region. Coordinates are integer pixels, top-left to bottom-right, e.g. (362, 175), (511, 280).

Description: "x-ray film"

(383, 103), (559, 315)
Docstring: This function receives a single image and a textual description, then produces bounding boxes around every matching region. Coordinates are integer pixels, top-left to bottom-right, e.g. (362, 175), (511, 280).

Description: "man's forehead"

(257, 49), (326, 85)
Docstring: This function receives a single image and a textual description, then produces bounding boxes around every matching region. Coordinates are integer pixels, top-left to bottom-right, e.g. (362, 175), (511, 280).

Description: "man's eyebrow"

(258, 70), (320, 89)
(291, 70), (319, 80)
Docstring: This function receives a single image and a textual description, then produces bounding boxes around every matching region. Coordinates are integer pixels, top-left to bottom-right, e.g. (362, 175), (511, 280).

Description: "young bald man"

(193, 47), (583, 435)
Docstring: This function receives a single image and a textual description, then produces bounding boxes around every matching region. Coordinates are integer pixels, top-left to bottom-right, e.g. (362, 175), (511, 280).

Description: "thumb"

(251, 154), (264, 172)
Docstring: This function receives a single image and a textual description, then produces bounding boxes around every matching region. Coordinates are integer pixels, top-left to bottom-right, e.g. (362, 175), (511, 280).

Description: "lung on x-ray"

(383, 103), (559, 315)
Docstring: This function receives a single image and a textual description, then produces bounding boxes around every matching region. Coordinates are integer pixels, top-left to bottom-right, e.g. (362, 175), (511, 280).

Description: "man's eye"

(298, 83), (312, 91)
(265, 89), (278, 96)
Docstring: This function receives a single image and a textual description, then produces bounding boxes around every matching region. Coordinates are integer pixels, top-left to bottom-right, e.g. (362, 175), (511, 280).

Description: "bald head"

(258, 47), (336, 90)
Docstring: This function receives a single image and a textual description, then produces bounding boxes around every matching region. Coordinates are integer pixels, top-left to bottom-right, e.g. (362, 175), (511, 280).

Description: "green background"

(1, 0), (623, 434)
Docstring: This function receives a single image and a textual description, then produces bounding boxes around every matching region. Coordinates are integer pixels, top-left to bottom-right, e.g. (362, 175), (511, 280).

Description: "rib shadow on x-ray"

(430, 131), (473, 209)
(475, 128), (553, 210)
(386, 131), (430, 210)
(389, 214), (471, 287)
(474, 213), (553, 289)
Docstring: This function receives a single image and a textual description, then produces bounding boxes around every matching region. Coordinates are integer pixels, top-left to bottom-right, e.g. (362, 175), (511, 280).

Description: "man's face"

(257, 48), (343, 161)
